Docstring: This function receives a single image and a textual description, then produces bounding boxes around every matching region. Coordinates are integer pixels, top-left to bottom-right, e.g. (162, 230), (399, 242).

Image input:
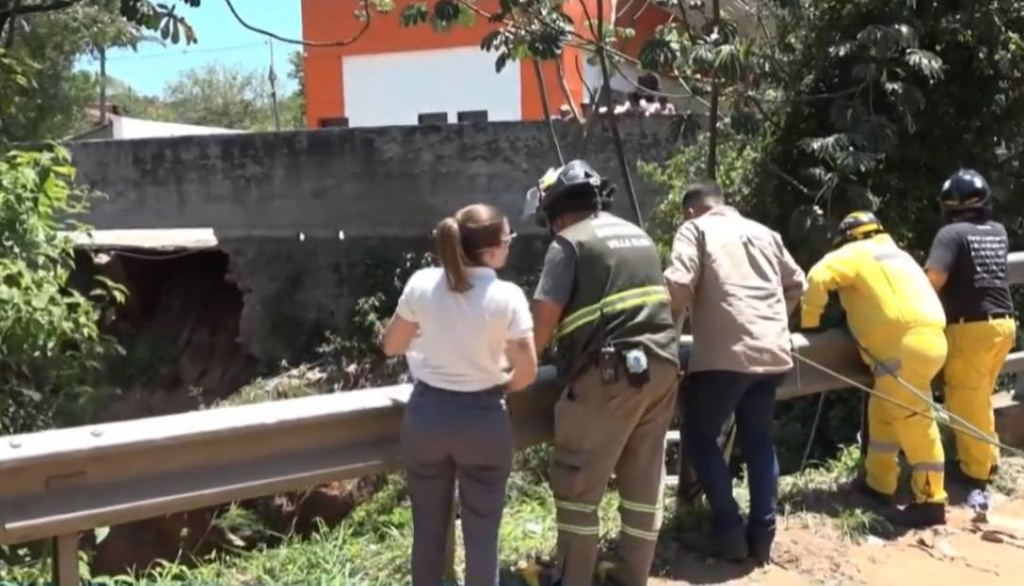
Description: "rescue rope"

(791, 351), (1024, 457)
(795, 346), (828, 473)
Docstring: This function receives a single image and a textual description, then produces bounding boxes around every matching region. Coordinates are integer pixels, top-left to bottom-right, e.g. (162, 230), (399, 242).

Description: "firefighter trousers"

(860, 327), (948, 504)
(944, 317), (1016, 482)
(550, 357), (678, 586)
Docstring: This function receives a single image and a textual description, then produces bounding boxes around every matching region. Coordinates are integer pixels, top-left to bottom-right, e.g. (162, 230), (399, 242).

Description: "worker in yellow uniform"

(924, 169), (1016, 511)
(801, 211), (948, 528)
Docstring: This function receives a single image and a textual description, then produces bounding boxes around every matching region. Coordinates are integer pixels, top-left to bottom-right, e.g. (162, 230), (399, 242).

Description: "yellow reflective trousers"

(944, 317), (1017, 482)
(861, 327), (948, 505)
(550, 359), (677, 586)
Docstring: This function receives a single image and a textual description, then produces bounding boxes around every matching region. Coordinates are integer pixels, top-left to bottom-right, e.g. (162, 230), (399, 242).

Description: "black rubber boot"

(886, 502), (946, 528)
(746, 525), (776, 567)
(679, 527), (749, 563)
(851, 476), (894, 506)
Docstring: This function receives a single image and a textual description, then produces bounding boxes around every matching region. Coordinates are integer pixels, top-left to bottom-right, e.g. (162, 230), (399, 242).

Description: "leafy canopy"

(0, 145), (125, 434)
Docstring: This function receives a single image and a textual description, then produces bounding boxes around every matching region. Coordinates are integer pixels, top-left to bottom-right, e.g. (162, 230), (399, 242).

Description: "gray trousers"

(400, 381), (514, 586)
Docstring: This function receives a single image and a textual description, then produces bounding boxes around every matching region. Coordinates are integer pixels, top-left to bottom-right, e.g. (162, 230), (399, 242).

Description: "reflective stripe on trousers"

(868, 439), (944, 472)
(554, 285), (671, 339)
(549, 360), (678, 586)
(553, 497), (663, 541)
(618, 498), (662, 542)
(859, 329), (948, 504)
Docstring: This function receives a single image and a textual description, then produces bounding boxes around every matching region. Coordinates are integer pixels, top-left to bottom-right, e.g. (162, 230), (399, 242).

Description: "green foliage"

(0, 0), (205, 144)
(158, 63), (280, 130)
(0, 1), (142, 144)
(325, 251), (434, 366)
(0, 1), (198, 48)
(750, 0), (1024, 257)
(0, 145), (125, 434)
(640, 129), (762, 257)
(397, 0), (476, 32)
(284, 50), (306, 129)
(113, 0), (200, 45)
(98, 58), (308, 132)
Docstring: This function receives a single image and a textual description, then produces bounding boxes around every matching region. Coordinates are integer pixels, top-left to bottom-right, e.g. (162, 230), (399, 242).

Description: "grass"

(3, 444), (1023, 586)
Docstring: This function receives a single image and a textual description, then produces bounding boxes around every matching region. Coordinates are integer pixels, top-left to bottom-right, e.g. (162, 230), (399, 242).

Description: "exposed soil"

(82, 249), (258, 421)
(652, 493), (1024, 585)
(69, 250), (385, 576)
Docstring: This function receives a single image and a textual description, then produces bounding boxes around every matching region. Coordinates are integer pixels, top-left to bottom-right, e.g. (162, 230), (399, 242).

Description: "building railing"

(4, 252), (1024, 585)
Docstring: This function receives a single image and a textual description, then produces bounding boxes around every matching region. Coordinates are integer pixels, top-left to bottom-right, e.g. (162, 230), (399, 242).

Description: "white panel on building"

(342, 47), (522, 128)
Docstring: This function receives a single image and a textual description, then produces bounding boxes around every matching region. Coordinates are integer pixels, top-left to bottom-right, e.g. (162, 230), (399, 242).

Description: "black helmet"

(833, 210), (885, 247)
(940, 169), (991, 213)
(523, 159), (614, 227)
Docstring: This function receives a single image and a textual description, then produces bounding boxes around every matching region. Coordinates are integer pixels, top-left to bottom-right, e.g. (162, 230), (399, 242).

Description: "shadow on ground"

(776, 454), (1023, 543)
(496, 453), (1024, 585)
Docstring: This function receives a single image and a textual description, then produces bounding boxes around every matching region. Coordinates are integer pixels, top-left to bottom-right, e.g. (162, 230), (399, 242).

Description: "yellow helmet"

(833, 210), (884, 246)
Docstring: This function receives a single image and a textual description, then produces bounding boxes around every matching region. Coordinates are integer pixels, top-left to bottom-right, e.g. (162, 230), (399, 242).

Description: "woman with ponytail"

(380, 203), (538, 586)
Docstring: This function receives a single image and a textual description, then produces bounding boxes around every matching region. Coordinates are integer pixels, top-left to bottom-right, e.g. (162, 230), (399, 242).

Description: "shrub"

(0, 144), (124, 434)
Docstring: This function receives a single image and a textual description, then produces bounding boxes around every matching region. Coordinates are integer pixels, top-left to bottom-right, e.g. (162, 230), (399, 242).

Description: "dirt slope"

(654, 497), (1024, 585)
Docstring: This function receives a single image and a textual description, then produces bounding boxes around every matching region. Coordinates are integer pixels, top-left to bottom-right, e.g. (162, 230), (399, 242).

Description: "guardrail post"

(442, 485), (458, 585)
(51, 533), (79, 586)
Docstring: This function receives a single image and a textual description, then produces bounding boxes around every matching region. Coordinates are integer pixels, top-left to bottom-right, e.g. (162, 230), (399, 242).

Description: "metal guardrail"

(3, 252), (1024, 585)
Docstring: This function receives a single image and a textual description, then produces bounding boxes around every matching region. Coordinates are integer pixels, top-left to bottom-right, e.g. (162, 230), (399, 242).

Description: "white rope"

(792, 350), (1024, 457)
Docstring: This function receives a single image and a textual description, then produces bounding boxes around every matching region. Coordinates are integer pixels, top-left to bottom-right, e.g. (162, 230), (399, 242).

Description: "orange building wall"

(300, 0), (605, 128)
(615, 1), (673, 61)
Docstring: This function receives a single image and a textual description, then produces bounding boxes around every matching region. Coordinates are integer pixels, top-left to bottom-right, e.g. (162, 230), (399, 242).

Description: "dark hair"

(434, 204), (507, 293)
(681, 181), (724, 208)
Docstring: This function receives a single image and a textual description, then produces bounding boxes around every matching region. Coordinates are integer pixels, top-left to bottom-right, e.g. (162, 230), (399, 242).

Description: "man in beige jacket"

(664, 182), (806, 566)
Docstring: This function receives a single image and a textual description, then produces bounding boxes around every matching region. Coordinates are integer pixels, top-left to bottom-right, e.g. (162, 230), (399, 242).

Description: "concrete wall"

(69, 118), (684, 361)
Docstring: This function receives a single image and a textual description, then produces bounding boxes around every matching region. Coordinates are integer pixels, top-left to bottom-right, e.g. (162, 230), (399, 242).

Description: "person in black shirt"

(924, 169), (1016, 508)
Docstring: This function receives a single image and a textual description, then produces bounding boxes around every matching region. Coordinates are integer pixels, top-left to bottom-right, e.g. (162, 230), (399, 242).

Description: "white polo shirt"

(396, 267), (533, 392)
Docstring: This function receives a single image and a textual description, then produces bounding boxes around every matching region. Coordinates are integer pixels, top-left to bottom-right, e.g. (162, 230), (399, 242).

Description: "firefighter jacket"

(801, 234), (946, 349)
(553, 213), (679, 380)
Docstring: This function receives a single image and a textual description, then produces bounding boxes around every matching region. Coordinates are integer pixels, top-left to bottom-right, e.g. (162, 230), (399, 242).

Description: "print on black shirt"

(925, 220), (1014, 323)
(965, 227), (1009, 289)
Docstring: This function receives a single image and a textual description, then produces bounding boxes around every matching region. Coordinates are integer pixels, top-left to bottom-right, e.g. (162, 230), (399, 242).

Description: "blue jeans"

(682, 370), (784, 536)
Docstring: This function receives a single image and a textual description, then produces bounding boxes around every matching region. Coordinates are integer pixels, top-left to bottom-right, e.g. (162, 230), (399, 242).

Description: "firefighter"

(801, 211), (949, 528)
(924, 169), (1016, 508)
(525, 160), (679, 586)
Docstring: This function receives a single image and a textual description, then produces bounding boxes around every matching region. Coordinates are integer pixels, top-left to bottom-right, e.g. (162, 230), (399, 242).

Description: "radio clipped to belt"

(597, 342), (651, 388)
(598, 343), (620, 384)
(623, 347), (650, 388)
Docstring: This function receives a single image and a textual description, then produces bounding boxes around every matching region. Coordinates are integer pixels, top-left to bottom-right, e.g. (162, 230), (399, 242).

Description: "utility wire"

(95, 42), (266, 61)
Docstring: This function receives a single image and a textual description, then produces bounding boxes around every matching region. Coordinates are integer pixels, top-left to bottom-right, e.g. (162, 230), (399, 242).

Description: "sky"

(77, 0), (304, 96)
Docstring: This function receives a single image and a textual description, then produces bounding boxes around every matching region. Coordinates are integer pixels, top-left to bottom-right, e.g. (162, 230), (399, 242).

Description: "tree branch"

(223, 0), (372, 47)
(1, 0), (82, 37)
(532, 59), (565, 165)
(0, 0), (21, 49)
(554, 58), (581, 123)
(0, 0), (82, 18)
(593, 0), (644, 228)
